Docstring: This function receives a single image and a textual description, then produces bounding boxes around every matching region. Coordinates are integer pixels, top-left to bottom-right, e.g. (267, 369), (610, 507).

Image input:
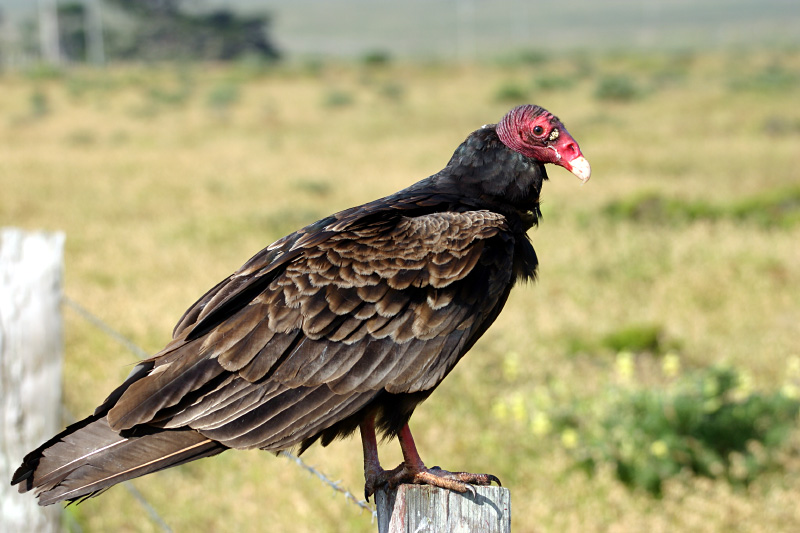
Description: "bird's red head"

(496, 105), (591, 183)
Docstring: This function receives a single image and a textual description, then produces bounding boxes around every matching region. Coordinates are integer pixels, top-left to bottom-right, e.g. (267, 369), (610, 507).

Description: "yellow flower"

(502, 351), (521, 382)
(616, 351), (635, 382)
(530, 412), (552, 437)
(781, 383), (799, 400)
(492, 399), (508, 421)
(734, 370), (753, 400)
(510, 393), (527, 423)
(561, 428), (578, 449)
(650, 440), (669, 458)
(662, 352), (681, 378)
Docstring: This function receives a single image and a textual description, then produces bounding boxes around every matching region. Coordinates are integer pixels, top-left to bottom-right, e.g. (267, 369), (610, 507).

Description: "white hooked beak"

(567, 156), (591, 183)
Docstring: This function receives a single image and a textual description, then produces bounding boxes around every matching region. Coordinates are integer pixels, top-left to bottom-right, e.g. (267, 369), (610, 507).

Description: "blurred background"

(1, 1), (799, 532)
(2, 0), (800, 64)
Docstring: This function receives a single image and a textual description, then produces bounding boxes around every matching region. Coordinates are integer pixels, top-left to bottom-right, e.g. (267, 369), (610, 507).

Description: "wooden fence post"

(376, 485), (511, 533)
(0, 228), (65, 533)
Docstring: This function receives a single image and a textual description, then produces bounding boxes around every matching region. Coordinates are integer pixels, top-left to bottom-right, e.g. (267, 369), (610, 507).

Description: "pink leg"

(396, 423), (426, 470)
(360, 414), (384, 500)
(359, 419), (500, 499)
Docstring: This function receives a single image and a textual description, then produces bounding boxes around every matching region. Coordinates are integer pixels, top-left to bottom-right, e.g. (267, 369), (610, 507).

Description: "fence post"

(376, 485), (511, 533)
(0, 228), (65, 533)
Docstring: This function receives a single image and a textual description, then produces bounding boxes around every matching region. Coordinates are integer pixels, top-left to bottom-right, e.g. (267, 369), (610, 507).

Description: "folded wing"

(106, 209), (517, 451)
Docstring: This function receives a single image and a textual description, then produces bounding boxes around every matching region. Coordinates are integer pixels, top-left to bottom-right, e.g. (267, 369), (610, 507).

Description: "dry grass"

(1, 49), (799, 532)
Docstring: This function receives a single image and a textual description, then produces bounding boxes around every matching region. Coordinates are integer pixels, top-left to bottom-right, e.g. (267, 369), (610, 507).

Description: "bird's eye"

(532, 125), (545, 136)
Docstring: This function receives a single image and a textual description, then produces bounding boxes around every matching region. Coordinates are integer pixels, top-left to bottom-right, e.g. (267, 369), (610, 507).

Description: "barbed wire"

(63, 297), (150, 359)
(123, 483), (174, 533)
(64, 508), (85, 533)
(280, 451), (375, 516)
(60, 295), (376, 524)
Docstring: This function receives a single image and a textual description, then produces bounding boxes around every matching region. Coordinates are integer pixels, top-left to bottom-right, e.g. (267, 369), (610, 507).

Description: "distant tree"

(57, 3), (87, 62)
(106, 0), (180, 17)
(102, 0), (281, 62)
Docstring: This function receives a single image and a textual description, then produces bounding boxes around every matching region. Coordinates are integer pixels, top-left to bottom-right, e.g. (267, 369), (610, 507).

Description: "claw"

(372, 464), (500, 497)
(362, 423), (501, 500)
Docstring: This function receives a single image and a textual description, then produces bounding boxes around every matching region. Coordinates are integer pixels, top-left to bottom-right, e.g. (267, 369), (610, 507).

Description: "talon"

(361, 423), (501, 500)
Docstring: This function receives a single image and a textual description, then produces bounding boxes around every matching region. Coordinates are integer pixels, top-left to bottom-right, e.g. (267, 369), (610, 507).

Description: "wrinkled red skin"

(496, 104), (585, 173)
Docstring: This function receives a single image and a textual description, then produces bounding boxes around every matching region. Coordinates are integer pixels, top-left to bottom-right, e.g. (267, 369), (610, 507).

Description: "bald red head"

(496, 105), (591, 182)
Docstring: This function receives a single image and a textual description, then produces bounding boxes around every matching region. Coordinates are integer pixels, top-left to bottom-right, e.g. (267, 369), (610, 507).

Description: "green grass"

(1, 49), (800, 532)
(603, 187), (800, 228)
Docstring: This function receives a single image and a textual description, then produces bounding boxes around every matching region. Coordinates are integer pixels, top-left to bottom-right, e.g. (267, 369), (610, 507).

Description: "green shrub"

(728, 187), (800, 228)
(728, 64), (799, 92)
(206, 82), (240, 113)
(322, 89), (355, 108)
(563, 366), (800, 496)
(23, 63), (64, 81)
(148, 86), (190, 107)
(763, 116), (800, 136)
(603, 188), (800, 228)
(595, 75), (641, 102)
(494, 82), (528, 103)
(603, 192), (715, 224)
(601, 323), (671, 354)
(378, 82), (405, 102)
(515, 50), (549, 66)
(29, 89), (50, 118)
(361, 50), (392, 67)
(64, 129), (97, 147)
(231, 53), (277, 81)
(302, 57), (326, 77)
(534, 74), (576, 92)
(65, 73), (120, 100)
(147, 71), (194, 109)
(567, 323), (679, 357)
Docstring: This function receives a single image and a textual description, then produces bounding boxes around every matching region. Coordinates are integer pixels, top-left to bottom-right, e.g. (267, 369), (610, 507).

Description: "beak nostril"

(562, 142), (579, 160)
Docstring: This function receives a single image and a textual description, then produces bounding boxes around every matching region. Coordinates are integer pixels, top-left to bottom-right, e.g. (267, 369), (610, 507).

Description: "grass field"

(1, 48), (799, 532)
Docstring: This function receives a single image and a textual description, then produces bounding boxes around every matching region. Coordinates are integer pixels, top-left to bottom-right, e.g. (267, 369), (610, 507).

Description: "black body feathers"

(13, 121), (549, 505)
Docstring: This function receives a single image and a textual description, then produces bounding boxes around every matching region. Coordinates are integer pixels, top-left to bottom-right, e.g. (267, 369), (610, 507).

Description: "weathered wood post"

(0, 228), (65, 533)
(376, 485), (511, 533)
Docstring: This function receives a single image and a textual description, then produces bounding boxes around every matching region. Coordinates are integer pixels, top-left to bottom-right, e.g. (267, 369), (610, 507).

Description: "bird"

(12, 104), (590, 505)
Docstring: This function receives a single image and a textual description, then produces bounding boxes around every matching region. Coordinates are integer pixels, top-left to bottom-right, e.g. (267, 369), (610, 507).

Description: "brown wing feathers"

(13, 414), (224, 506)
(121, 211), (514, 440)
(14, 209), (517, 504)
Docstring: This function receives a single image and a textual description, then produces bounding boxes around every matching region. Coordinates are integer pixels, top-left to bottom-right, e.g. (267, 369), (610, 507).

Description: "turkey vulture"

(12, 104), (590, 505)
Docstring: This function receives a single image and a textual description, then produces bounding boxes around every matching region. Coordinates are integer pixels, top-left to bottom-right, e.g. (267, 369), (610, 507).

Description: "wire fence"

(60, 296), (377, 531)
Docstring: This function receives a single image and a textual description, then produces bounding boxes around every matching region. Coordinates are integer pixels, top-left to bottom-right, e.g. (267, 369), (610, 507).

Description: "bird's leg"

(360, 414), (386, 501)
(389, 423), (501, 496)
(360, 420), (501, 500)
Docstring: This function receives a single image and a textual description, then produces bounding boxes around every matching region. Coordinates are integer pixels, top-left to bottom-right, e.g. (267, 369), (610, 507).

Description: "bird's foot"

(364, 463), (500, 500)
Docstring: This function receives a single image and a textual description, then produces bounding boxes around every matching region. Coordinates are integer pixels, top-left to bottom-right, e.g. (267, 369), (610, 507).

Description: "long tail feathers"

(11, 414), (225, 506)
